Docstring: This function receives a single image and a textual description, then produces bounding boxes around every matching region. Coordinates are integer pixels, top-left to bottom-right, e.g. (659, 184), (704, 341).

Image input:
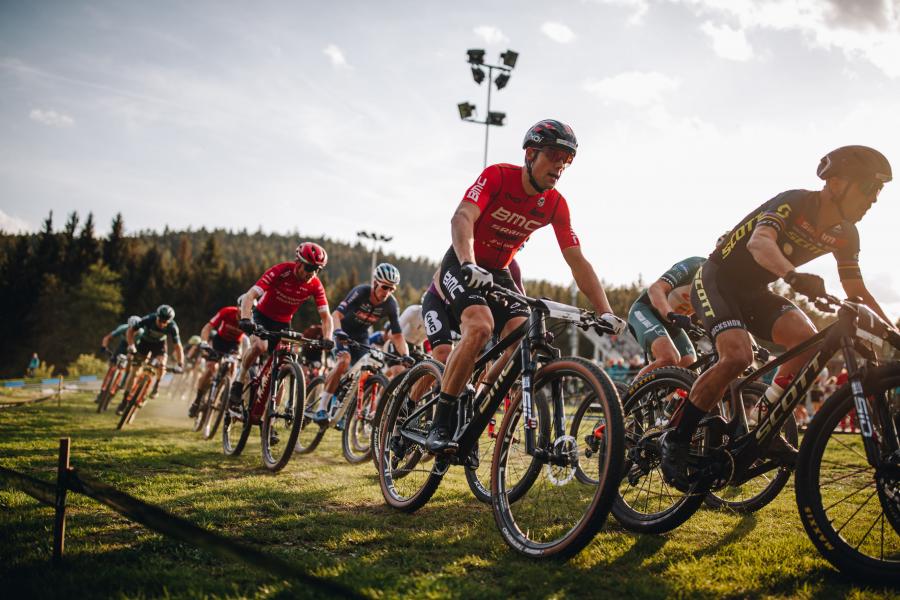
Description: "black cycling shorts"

(438, 247), (529, 333)
(136, 338), (166, 358)
(690, 260), (800, 341)
(421, 287), (459, 349)
(210, 334), (239, 356)
(252, 307), (290, 352)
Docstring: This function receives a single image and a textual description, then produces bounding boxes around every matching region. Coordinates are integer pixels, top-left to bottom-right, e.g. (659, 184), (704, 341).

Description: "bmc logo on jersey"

(490, 206), (541, 231)
(466, 177), (488, 202)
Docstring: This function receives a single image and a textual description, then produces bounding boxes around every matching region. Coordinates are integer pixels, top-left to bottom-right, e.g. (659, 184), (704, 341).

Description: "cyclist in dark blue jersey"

(660, 145), (896, 486)
(313, 263), (413, 423)
(101, 316), (143, 361)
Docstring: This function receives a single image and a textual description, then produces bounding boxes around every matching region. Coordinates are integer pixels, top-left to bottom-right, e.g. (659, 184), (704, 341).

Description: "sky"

(2, 0), (900, 314)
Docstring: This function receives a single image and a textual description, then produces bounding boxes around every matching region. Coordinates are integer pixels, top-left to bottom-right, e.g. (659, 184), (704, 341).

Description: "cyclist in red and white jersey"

(188, 304), (245, 418)
(425, 119), (628, 453)
(229, 242), (334, 405)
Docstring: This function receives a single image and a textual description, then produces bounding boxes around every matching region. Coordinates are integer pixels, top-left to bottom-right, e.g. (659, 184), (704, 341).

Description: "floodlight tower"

(356, 230), (393, 273)
(457, 49), (518, 167)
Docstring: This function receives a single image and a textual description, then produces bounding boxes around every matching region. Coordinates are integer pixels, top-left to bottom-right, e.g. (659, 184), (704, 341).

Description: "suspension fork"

(521, 337), (539, 455)
(841, 339), (885, 467)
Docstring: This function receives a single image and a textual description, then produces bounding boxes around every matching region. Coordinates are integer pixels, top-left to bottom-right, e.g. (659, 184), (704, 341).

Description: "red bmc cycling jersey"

(462, 164), (580, 270)
(209, 306), (244, 343)
(252, 262), (328, 323)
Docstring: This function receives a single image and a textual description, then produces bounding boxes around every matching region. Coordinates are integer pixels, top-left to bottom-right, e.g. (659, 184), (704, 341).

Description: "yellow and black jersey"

(710, 189), (860, 287)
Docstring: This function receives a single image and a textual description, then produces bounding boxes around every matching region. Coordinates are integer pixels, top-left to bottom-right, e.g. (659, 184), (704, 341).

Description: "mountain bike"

(221, 325), (326, 472)
(620, 294), (900, 583)
(190, 344), (240, 440)
(116, 354), (183, 430)
(96, 352), (130, 413)
(377, 284), (625, 558)
(295, 339), (407, 464)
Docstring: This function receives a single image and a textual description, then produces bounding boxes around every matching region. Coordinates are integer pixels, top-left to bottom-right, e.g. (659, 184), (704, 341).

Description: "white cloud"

(541, 22), (577, 43)
(29, 108), (74, 127)
(583, 71), (680, 107)
(0, 209), (32, 234)
(590, 0), (650, 24)
(671, 0), (900, 77)
(701, 21), (754, 60)
(323, 44), (349, 68)
(473, 25), (509, 45)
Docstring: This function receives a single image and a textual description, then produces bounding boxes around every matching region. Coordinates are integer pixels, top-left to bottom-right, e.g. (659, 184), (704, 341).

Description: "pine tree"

(103, 213), (128, 272)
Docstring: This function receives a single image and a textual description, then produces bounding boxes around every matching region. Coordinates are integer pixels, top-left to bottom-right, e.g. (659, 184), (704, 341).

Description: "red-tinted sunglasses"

(541, 147), (574, 165)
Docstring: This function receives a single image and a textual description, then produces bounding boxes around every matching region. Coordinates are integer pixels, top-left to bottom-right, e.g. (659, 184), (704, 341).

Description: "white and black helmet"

(373, 263), (400, 286)
(127, 315), (141, 328)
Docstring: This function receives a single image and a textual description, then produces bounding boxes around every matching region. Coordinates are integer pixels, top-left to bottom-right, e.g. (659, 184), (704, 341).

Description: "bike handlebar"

(486, 283), (618, 336)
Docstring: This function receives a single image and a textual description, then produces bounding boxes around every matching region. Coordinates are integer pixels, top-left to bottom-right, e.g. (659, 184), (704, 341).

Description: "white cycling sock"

(317, 390), (331, 411)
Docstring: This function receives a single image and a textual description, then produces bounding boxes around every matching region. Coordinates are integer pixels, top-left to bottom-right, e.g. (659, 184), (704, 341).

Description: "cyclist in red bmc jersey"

(229, 242), (334, 405)
(188, 305), (244, 418)
(425, 119), (628, 453)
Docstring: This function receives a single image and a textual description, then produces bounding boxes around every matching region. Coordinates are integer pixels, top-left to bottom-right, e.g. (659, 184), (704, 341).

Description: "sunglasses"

(377, 284), (396, 292)
(860, 181), (884, 198)
(540, 147), (574, 165)
(299, 261), (323, 273)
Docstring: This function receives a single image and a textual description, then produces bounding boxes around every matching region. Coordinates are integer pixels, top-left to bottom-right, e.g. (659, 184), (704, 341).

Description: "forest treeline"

(0, 211), (649, 377)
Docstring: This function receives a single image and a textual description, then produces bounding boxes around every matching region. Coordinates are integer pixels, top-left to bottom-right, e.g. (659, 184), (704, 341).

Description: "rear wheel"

(370, 372), (408, 470)
(260, 361), (306, 472)
(704, 382), (797, 512)
(795, 364), (900, 584)
(342, 373), (388, 464)
(116, 376), (149, 430)
(612, 367), (706, 534)
(295, 376), (327, 454)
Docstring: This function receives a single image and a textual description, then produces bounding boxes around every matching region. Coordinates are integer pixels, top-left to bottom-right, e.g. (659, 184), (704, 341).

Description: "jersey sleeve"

(386, 298), (402, 334)
(462, 165), (502, 211)
(755, 192), (797, 233)
(254, 263), (288, 293)
(168, 322), (181, 345)
(659, 257), (705, 289)
(550, 195), (580, 251)
(336, 285), (364, 316)
(313, 279), (329, 311)
(208, 308), (226, 328)
(835, 223), (862, 281)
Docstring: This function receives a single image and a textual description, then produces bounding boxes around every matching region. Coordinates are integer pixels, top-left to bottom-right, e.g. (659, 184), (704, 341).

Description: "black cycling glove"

(784, 271), (827, 300)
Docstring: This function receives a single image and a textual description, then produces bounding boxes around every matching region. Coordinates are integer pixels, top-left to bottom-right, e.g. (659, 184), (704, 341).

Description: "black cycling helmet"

(816, 145), (892, 185)
(522, 119), (578, 154)
(156, 304), (175, 321)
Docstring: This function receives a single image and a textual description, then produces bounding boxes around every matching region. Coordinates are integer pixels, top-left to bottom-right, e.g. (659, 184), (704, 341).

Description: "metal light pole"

(458, 49), (518, 167)
(356, 231), (393, 273)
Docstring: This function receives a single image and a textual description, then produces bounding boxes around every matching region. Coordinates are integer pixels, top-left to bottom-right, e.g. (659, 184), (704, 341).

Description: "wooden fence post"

(52, 437), (71, 565)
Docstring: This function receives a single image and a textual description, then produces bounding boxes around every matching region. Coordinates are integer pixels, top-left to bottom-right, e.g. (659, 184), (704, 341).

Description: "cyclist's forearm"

(647, 281), (675, 317)
(319, 309), (333, 338)
(392, 333), (409, 355)
(571, 260), (613, 314)
(174, 344), (184, 365)
(200, 323), (212, 342)
(450, 207), (477, 264)
(240, 288), (260, 319)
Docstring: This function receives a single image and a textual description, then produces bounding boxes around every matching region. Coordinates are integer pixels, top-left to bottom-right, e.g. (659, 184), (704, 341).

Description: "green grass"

(0, 392), (897, 599)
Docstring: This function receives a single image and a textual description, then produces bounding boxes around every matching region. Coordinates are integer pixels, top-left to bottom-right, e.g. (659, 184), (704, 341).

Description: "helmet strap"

(525, 150), (546, 194)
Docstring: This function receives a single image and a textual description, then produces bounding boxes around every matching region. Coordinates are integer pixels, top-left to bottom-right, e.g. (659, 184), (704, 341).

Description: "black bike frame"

(399, 308), (560, 463)
(723, 303), (893, 484)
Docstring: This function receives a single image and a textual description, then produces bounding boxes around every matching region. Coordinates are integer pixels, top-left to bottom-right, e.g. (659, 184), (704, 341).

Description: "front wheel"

(116, 376), (149, 430)
(204, 374), (230, 440)
(223, 385), (252, 457)
(378, 359), (445, 512)
(342, 373), (388, 464)
(491, 357), (625, 559)
(294, 376), (327, 454)
(260, 361), (306, 472)
(795, 364), (900, 584)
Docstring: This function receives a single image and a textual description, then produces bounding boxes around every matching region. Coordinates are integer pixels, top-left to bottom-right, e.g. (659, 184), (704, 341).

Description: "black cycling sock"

(194, 390), (203, 403)
(432, 392), (457, 428)
(671, 400), (706, 443)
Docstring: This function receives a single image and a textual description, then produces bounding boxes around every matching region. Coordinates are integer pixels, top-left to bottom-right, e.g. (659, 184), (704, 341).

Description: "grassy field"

(0, 391), (897, 599)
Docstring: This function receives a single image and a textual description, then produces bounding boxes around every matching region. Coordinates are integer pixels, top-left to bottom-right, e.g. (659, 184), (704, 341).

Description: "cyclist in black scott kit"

(660, 145), (896, 486)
